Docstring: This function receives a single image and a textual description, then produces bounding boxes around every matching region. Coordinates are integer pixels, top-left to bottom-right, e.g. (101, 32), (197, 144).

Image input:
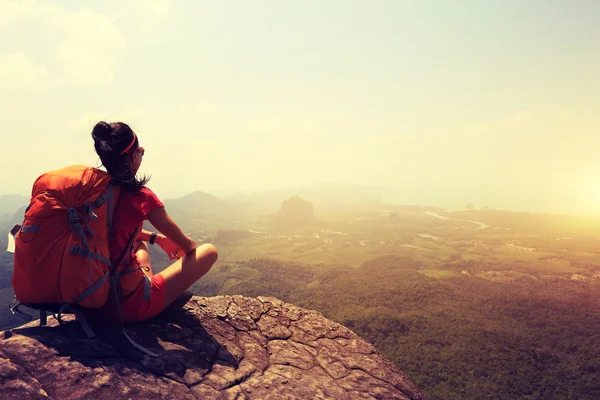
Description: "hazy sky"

(1, 0), (599, 214)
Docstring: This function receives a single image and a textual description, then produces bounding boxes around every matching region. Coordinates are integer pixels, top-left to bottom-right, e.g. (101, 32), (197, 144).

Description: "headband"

(120, 133), (137, 155)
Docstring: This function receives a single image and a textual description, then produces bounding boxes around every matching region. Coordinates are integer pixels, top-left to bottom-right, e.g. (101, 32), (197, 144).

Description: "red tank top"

(111, 186), (164, 296)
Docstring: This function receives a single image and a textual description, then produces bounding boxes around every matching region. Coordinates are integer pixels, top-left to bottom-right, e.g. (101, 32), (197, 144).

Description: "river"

(424, 211), (490, 230)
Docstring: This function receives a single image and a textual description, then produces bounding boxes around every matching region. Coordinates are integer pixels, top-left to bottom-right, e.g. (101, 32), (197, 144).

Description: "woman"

(88, 120), (218, 323)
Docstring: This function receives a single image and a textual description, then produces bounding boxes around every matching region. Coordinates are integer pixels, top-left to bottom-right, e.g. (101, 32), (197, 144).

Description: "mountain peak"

(270, 196), (319, 230)
(179, 190), (224, 202)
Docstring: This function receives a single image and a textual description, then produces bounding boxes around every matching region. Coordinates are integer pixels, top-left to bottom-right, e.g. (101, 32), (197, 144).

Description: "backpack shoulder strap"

(106, 183), (120, 232)
(106, 187), (160, 358)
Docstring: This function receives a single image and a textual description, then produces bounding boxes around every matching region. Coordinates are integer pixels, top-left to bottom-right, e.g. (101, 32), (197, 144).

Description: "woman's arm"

(138, 229), (156, 242)
(146, 207), (196, 254)
(139, 229), (172, 251)
(139, 229), (169, 244)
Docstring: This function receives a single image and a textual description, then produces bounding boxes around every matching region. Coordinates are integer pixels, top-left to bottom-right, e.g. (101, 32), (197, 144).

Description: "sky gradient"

(1, 0), (599, 214)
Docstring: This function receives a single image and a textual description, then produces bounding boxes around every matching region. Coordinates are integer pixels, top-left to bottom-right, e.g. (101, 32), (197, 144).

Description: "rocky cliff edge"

(0, 295), (424, 400)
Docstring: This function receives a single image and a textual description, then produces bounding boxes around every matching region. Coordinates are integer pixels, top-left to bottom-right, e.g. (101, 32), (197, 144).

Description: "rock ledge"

(0, 295), (424, 399)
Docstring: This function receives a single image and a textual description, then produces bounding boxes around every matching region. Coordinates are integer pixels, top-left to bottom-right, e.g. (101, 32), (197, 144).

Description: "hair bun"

(92, 121), (113, 140)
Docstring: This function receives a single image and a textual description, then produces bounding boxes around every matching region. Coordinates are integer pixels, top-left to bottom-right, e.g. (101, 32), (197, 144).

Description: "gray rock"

(0, 296), (425, 399)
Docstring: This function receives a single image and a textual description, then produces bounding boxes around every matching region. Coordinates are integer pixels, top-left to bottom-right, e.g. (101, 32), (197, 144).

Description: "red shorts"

(85, 274), (167, 324)
(120, 274), (167, 323)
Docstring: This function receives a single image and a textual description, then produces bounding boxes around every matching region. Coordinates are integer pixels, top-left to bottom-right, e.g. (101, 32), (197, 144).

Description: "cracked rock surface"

(0, 296), (425, 399)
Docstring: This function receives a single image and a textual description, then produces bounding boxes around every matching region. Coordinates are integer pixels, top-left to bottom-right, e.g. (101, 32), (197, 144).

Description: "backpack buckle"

(8, 297), (20, 313)
(8, 298), (33, 322)
(68, 208), (79, 221)
(70, 246), (83, 255)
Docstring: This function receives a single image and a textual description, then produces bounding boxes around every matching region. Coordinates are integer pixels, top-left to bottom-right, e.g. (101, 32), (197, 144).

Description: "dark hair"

(91, 121), (150, 193)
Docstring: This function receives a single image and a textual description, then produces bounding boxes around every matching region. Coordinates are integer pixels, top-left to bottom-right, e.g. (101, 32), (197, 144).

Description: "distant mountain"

(157, 183), (410, 228)
(270, 195), (320, 230)
(164, 191), (230, 215)
(0, 195), (28, 218)
(225, 182), (390, 213)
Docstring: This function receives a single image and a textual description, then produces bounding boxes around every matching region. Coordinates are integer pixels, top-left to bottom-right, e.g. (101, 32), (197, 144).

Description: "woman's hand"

(156, 235), (185, 260)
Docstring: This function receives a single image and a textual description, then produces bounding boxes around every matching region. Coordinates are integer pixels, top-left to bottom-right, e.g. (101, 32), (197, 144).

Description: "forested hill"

(192, 256), (600, 400)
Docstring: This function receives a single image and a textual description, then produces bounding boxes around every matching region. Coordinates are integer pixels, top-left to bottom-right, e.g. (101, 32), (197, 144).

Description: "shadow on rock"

(5, 305), (238, 387)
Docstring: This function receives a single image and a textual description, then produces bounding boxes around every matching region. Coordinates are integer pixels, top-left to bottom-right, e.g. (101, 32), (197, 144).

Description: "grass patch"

(419, 269), (458, 279)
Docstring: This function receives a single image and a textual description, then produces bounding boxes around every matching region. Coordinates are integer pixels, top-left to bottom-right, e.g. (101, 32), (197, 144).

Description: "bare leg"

(133, 240), (153, 277)
(158, 243), (218, 308)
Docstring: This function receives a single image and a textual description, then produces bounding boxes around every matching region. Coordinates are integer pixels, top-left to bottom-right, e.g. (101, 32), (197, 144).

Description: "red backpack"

(8, 165), (159, 357)
(12, 165), (117, 308)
